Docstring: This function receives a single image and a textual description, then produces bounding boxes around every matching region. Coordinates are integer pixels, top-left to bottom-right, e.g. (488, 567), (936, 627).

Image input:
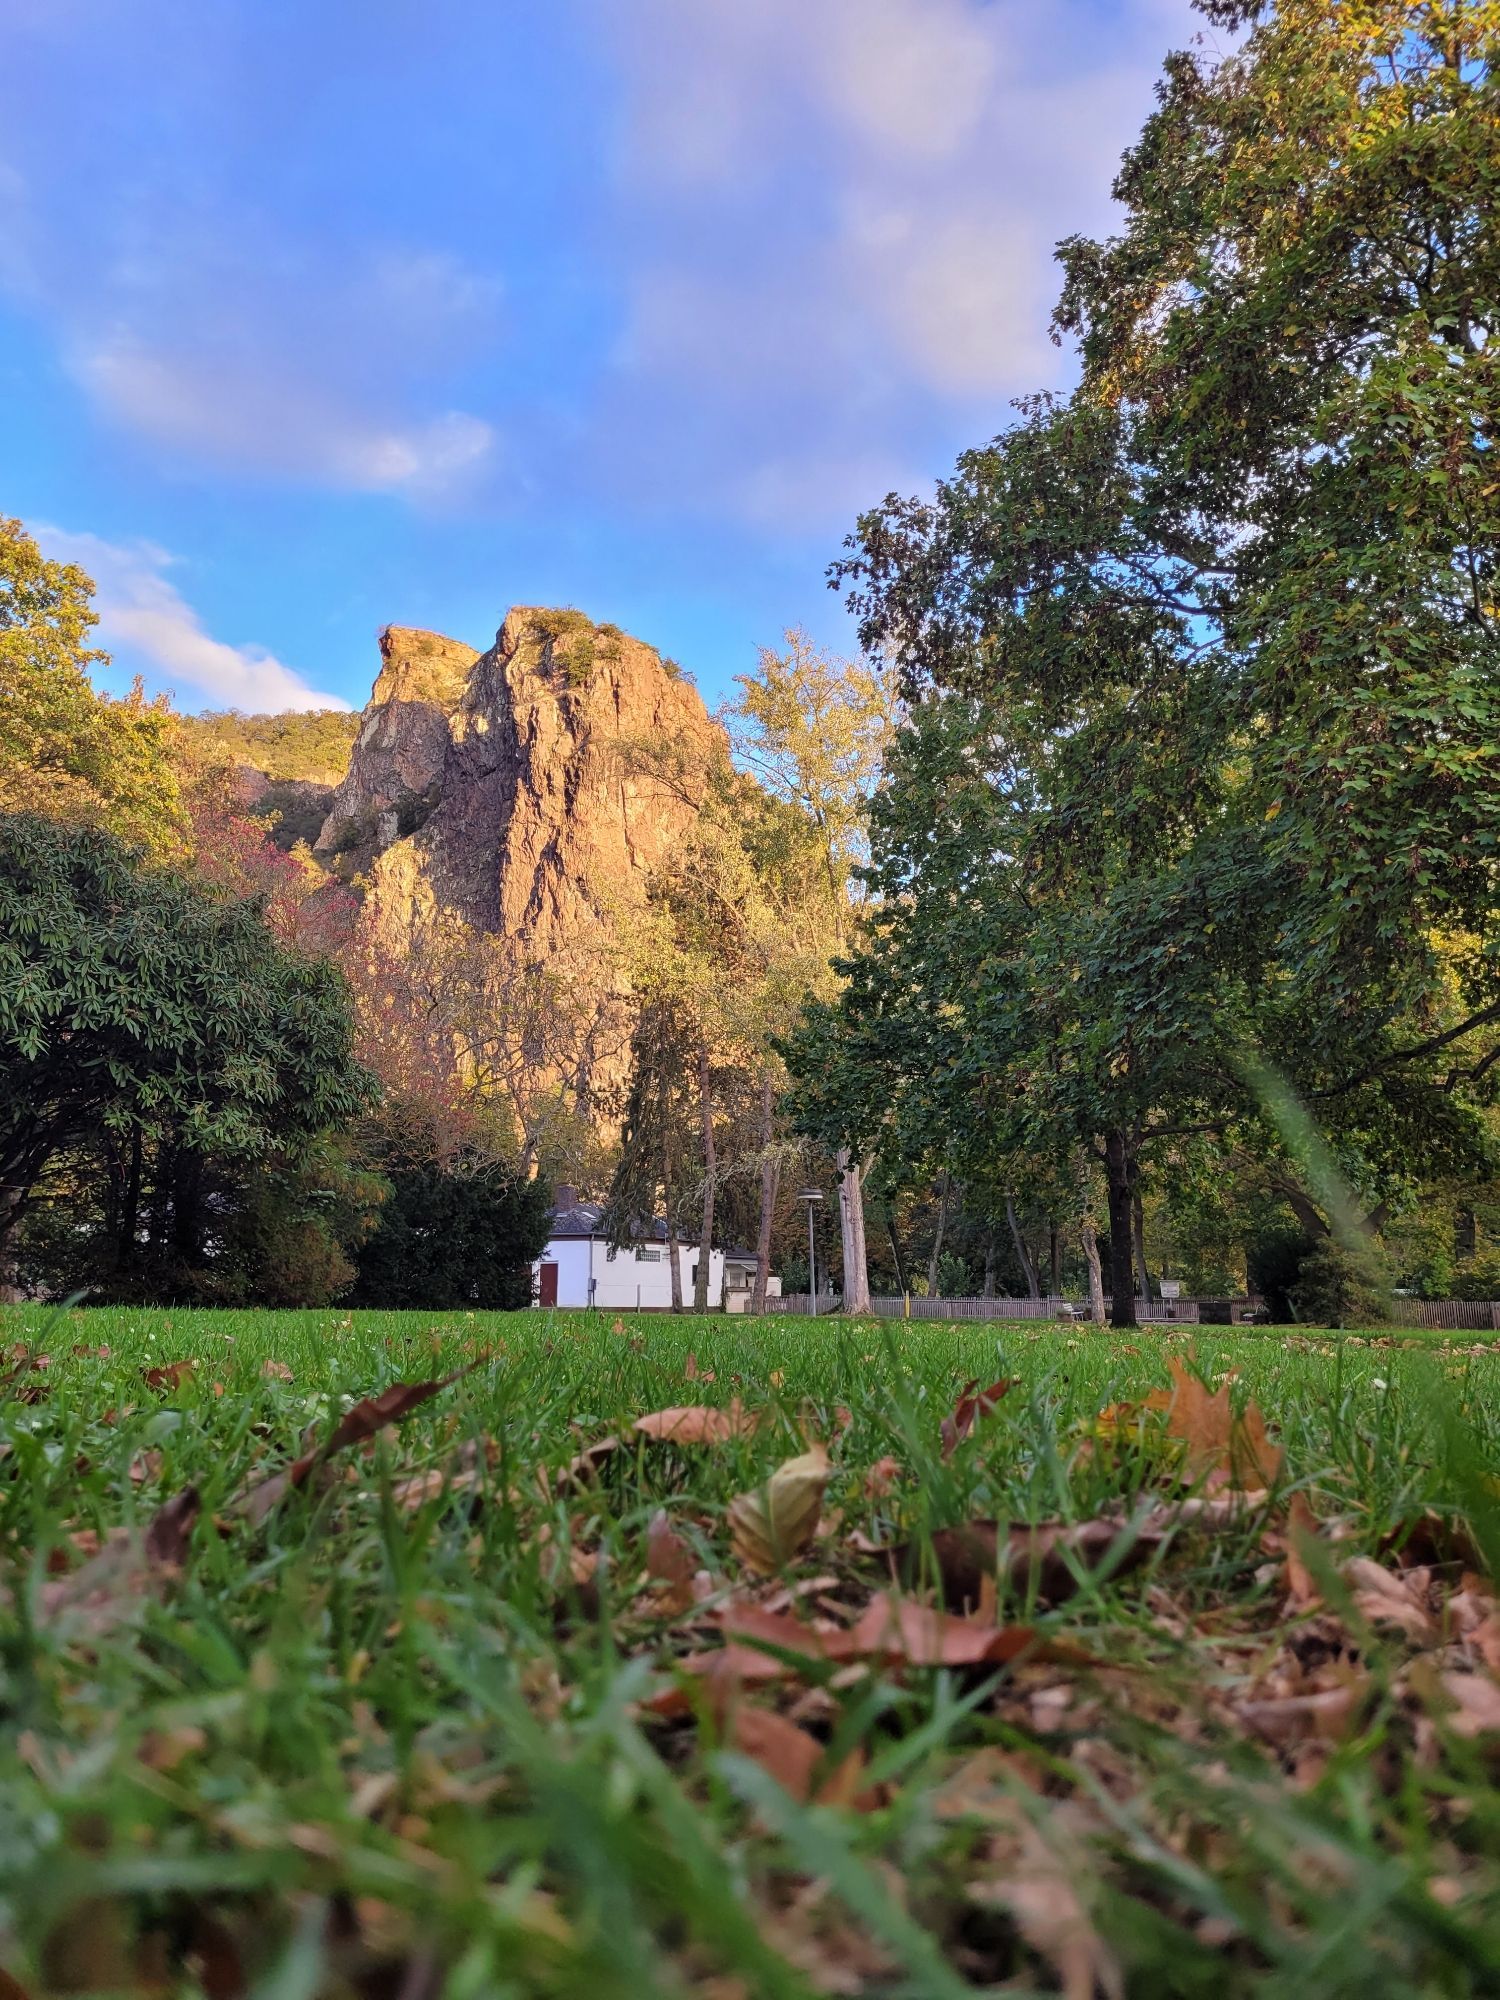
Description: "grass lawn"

(4, 1304), (1500, 1997)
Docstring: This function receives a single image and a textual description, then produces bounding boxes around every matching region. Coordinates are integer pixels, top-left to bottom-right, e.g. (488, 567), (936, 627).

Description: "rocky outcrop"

(316, 627), (479, 859)
(320, 603), (721, 961)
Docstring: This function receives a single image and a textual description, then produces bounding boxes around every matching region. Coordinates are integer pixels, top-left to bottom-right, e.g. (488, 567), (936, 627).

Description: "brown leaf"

(261, 1358), (294, 1382)
(1344, 1558), (1437, 1644)
(1441, 1671), (1500, 1738)
(863, 1456), (902, 1499)
(846, 1593), (1042, 1668)
(939, 1378), (1016, 1458)
(1284, 1491), (1321, 1606)
(2, 1353), (52, 1404)
(142, 1359), (197, 1393)
(233, 1366), (477, 1525)
(728, 1704), (827, 1801)
(1165, 1358), (1282, 1490)
(635, 1400), (760, 1445)
(970, 1801), (1123, 2000)
(728, 1444), (830, 1574)
(1237, 1680), (1366, 1747)
(645, 1509), (699, 1614)
(684, 1352), (715, 1383)
(40, 1485), (201, 1638)
(910, 1514), (1165, 1613)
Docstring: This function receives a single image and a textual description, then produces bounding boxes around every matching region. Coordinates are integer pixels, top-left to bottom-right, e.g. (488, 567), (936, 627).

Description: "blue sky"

(1, 0), (1204, 716)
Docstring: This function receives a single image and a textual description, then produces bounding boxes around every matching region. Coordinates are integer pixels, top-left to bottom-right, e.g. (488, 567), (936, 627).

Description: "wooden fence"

(1388, 1299), (1500, 1331)
(765, 1293), (1499, 1330)
(765, 1293), (1202, 1324)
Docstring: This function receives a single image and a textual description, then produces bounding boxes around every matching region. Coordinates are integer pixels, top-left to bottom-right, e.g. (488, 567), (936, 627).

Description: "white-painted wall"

(532, 1238), (736, 1309)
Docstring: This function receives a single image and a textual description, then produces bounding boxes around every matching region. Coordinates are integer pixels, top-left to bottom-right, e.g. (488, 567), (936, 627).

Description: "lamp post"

(798, 1187), (824, 1312)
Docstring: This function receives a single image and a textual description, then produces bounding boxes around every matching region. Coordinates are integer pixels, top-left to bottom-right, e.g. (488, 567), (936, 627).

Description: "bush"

(347, 1153), (552, 1309)
(1292, 1236), (1393, 1327)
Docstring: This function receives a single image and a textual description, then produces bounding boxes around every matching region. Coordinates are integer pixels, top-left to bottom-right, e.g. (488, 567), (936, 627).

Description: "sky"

(0, 0), (1208, 717)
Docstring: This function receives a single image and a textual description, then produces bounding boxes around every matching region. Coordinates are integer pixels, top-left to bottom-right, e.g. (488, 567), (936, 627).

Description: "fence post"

(904, 1291), (910, 1320)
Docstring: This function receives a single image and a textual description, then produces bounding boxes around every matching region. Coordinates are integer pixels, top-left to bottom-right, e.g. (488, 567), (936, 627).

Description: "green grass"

(4, 1305), (1500, 1996)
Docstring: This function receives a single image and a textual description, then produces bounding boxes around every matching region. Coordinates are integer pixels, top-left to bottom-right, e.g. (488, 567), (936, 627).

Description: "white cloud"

(73, 336), (495, 498)
(37, 526), (349, 713)
(597, 0), (1204, 530)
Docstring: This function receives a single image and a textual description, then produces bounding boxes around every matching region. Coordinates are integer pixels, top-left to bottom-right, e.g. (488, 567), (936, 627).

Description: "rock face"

(319, 604), (720, 963)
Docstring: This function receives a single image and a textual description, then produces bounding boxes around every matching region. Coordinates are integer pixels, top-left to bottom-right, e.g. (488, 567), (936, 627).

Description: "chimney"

(554, 1183), (578, 1212)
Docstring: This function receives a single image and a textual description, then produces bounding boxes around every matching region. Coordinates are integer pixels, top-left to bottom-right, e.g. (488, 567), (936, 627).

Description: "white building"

(532, 1187), (775, 1311)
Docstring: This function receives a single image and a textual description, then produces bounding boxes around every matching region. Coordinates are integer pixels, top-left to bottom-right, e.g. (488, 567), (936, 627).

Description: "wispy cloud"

(37, 526), (349, 713)
(73, 337), (495, 497)
(596, 0), (1203, 526)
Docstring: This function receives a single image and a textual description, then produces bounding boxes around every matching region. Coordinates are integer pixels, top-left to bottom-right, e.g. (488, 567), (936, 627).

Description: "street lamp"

(798, 1187), (824, 1311)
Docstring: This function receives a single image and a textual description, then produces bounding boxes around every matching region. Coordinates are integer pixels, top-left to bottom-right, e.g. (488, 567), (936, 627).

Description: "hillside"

(178, 707), (360, 785)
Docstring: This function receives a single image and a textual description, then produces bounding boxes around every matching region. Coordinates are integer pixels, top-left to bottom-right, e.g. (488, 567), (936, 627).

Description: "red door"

(538, 1262), (558, 1307)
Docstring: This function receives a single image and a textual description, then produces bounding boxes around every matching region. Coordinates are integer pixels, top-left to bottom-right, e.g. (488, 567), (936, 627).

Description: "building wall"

(532, 1238), (729, 1309)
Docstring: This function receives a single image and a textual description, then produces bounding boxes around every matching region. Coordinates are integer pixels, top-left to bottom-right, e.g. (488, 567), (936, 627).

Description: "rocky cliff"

(318, 608), (720, 959)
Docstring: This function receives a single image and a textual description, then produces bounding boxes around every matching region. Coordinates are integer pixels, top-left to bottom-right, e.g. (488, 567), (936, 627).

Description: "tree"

(0, 813), (377, 1296)
(806, 1), (1500, 1318)
(726, 637), (899, 1312)
(348, 1147), (551, 1309)
(0, 518), (183, 855)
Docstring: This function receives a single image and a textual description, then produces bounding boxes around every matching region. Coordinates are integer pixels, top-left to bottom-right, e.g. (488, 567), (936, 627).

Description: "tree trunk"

(837, 1148), (871, 1314)
(1005, 1196), (1040, 1299)
(1049, 1223), (1061, 1298)
(752, 1071), (777, 1314)
(887, 1213), (908, 1296)
(1456, 1206), (1478, 1262)
(664, 1123), (684, 1314)
(1081, 1213), (1106, 1323)
(116, 1128), (142, 1275)
(0, 1181), (24, 1304)
(1103, 1130), (1138, 1328)
(982, 1235), (996, 1298)
(926, 1171), (950, 1296)
(1132, 1191), (1153, 1306)
(694, 1041), (714, 1312)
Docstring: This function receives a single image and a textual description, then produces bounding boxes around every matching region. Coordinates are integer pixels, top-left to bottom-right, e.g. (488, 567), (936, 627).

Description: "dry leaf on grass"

(233, 1365), (478, 1525)
(142, 1360), (197, 1393)
(728, 1444), (830, 1574)
(684, 1352), (715, 1383)
(1343, 1558), (1437, 1644)
(1165, 1357), (1283, 1490)
(725, 1705), (873, 1809)
(635, 1401), (760, 1445)
(1, 1353), (51, 1404)
(863, 1456), (902, 1499)
(261, 1358), (294, 1383)
(645, 1509), (699, 1614)
(969, 1800), (1123, 2000)
(40, 1485), (200, 1639)
(912, 1515), (1166, 1613)
(1440, 1671), (1500, 1738)
(940, 1378), (1015, 1458)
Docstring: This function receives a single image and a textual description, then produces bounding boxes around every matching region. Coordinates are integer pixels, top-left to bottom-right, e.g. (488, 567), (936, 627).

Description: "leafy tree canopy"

(0, 518), (183, 855)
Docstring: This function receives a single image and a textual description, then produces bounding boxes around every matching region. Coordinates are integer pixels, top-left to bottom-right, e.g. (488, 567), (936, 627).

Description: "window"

(636, 1247), (662, 1263)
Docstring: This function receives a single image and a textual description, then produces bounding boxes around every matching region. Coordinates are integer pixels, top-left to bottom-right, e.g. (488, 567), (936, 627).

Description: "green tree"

(348, 1148), (550, 1309)
(0, 813), (377, 1296)
(0, 518), (182, 854)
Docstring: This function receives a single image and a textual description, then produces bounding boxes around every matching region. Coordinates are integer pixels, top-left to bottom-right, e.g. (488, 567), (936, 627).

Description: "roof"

(543, 1204), (756, 1258)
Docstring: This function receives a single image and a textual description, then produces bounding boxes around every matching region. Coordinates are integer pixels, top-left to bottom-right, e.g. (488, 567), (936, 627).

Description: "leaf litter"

(6, 1321), (1500, 1995)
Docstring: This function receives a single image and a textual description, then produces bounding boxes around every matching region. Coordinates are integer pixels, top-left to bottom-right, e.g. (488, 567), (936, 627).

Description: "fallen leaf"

(940, 1378), (1016, 1458)
(970, 1800), (1123, 2000)
(142, 1360), (197, 1393)
(728, 1444), (830, 1574)
(1441, 1671), (1500, 1738)
(645, 1509), (699, 1614)
(1165, 1358), (1282, 1490)
(1344, 1558), (1437, 1644)
(233, 1366), (477, 1524)
(1237, 1679), (1366, 1747)
(1284, 1491), (1321, 1606)
(40, 1486), (200, 1639)
(684, 1352), (715, 1383)
(261, 1358), (294, 1383)
(636, 1400), (760, 1445)
(847, 1593), (1042, 1668)
(909, 1514), (1165, 1612)
(864, 1456), (902, 1499)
